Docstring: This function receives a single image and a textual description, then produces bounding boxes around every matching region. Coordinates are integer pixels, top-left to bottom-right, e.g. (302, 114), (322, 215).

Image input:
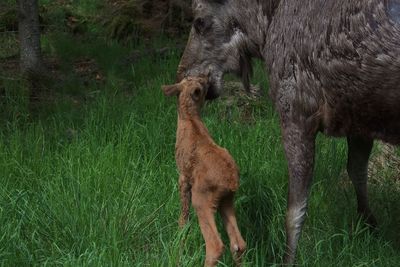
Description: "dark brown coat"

(175, 0), (400, 264)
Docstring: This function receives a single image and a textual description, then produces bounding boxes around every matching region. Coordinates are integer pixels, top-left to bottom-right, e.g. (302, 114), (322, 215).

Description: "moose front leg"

(282, 122), (316, 265)
(347, 136), (377, 227)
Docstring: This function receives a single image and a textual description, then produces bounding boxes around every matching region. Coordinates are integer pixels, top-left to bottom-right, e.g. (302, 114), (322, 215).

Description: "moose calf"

(162, 76), (246, 267)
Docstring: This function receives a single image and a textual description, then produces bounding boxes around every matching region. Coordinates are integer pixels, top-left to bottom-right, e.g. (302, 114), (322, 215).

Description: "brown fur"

(176, 0), (400, 264)
(162, 76), (246, 267)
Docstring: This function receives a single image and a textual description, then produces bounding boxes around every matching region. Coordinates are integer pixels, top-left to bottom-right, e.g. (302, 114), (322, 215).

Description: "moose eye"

(230, 18), (239, 30)
(194, 18), (205, 32)
(193, 17), (212, 34)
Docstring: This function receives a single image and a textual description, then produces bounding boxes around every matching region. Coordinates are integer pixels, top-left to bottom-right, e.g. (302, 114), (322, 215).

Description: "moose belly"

(322, 92), (400, 144)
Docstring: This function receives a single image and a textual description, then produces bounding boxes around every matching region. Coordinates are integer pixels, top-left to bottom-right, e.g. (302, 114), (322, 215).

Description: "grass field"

(2, 29), (400, 266)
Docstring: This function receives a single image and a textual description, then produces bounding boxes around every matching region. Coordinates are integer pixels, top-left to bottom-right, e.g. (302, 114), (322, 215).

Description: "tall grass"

(1, 33), (400, 266)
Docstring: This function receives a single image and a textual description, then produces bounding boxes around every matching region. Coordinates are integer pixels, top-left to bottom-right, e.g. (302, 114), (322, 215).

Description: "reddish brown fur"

(162, 77), (246, 267)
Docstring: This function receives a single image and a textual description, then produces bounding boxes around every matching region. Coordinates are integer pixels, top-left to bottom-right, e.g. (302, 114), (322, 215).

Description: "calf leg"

(192, 192), (224, 267)
(347, 136), (377, 227)
(282, 122), (316, 265)
(220, 194), (246, 266)
(179, 174), (191, 227)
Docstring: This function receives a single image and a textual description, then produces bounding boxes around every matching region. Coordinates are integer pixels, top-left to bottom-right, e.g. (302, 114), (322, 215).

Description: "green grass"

(2, 31), (400, 266)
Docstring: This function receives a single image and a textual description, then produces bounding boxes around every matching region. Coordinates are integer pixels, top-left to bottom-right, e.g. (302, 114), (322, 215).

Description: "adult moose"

(176, 0), (400, 264)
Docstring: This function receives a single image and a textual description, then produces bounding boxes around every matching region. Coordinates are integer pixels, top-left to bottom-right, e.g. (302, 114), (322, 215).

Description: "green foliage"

(2, 31), (400, 266)
(1, 0), (191, 45)
(100, 0), (156, 42)
(1, 1), (400, 264)
(101, 1), (142, 42)
(0, 33), (18, 58)
(0, 6), (17, 32)
(99, 0), (192, 42)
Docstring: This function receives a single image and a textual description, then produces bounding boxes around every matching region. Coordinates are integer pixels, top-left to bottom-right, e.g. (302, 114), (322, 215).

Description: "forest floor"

(1, 1), (400, 266)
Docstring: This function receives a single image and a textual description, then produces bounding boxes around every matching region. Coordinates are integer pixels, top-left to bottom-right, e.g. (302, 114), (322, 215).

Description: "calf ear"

(191, 88), (202, 102)
(162, 84), (182, 96)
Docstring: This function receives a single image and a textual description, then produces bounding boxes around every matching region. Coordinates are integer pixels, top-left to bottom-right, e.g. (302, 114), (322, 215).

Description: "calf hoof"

(205, 243), (224, 267)
(231, 241), (246, 266)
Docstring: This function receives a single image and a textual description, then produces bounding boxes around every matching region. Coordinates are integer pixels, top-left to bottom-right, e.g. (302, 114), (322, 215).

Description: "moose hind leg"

(282, 122), (316, 265)
(347, 136), (377, 227)
(179, 174), (191, 227)
(220, 194), (246, 266)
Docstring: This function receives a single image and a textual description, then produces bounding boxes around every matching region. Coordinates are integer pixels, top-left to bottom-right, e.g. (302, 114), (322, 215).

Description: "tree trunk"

(17, 0), (45, 102)
(17, 0), (44, 80)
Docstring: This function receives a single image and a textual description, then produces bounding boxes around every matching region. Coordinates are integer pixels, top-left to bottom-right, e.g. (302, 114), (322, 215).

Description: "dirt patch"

(369, 141), (400, 183)
(0, 55), (62, 80)
(73, 57), (105, 85)
(217, 81), (265, 124)
(337, 141), (400, 193)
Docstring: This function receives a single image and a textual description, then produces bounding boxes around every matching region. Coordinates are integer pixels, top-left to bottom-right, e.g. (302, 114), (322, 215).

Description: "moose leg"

(192, 192), (224, 267)
(347, 136), (377, 227)
(282, 122), (316, 264)
(220, 194), (246, 266)
(179, 174), (191, 227)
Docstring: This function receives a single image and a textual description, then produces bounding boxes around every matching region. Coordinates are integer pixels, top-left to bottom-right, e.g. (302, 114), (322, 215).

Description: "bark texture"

(17, 0), (43, 77)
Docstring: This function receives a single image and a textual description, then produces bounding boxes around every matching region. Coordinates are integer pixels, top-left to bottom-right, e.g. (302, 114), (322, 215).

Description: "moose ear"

(162, 84), (182, 96)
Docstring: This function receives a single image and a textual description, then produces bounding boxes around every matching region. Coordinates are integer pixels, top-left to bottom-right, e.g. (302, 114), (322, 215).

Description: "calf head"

(162, 76), (209, 114)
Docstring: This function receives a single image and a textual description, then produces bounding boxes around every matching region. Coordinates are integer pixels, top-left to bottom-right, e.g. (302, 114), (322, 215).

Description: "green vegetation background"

(1, 1), (400, 266)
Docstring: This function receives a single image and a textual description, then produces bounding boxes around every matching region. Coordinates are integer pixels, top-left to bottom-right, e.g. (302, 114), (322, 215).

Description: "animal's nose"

(176, 67), (186, 82)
